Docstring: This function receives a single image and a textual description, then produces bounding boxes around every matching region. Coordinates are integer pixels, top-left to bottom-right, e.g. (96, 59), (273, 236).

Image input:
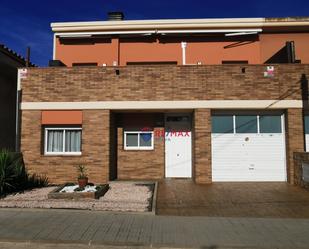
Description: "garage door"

(211, 112), (286, 182)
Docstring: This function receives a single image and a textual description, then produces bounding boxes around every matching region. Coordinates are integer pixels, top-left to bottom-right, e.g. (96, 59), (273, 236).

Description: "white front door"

(165, 114), (192, 178)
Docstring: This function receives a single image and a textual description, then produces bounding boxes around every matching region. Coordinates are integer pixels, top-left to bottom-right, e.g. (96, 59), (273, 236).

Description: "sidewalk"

(0, 208), (308, 248)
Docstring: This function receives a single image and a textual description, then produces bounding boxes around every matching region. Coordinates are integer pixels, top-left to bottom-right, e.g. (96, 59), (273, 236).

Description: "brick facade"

(293, 152), (309, 189)
(21, 110), (110, 184)
(194, 109), (212, 184)
(20, 65), (309, 184)
(286, 109), (305, 183)
(117, 127), (165, 180)
(21, 65), (307, 102)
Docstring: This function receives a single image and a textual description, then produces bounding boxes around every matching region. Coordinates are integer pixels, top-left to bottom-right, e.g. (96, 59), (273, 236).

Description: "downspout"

(181, 42), (187, 65)
(15, 69), (22, 152)
(53, 34), (56, 60)
(301, 74), (309, 152)
(117, 37), (120, 66)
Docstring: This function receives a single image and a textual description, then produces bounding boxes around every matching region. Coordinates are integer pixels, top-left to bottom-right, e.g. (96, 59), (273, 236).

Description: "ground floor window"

(44, 127), (82, 155)
(124, 131), (154, 150)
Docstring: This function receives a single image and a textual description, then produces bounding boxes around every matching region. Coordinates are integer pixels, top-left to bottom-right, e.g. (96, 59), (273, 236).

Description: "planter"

(78, 177), (88, 188)
(48, 183), (109, 200)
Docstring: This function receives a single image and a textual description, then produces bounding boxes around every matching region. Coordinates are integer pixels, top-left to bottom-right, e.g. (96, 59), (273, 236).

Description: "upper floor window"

(72, 62), (98, 67)
(127, 61), (177, 66)
(222, 60), (249, 64)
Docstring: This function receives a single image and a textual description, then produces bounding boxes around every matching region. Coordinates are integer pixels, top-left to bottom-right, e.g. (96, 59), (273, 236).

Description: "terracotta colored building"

(52, 15), (309, 66)
(18, 14), (309, 184)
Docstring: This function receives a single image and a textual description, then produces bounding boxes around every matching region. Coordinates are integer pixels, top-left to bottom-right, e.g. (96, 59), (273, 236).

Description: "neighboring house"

(0, 44), (34, 151)
(18, 14), (309, 184)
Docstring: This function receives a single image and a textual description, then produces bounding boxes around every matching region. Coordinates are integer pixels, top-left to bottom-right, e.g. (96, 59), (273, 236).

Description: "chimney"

(107, 12), (124, 21)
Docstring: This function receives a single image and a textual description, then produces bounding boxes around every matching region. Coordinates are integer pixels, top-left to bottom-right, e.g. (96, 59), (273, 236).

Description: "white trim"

(21, 100), (303, 110)
(51, 18), (266, 29)
(124, 131), (154, 150)
(181, 42), (187, 65)
(53, 34), (56, 60)
(58, 30), (156, 37)
(281, 113), (287, 182)
(225, 31), (258, 36)
(233, 115), (236, 134)
(44, 127), (82, 156)
(50, 17), (309, 32)
(55, 29), (263, 37)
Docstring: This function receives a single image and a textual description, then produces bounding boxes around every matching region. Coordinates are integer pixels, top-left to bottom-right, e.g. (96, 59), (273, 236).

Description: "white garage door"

(211, 112), (286, 182)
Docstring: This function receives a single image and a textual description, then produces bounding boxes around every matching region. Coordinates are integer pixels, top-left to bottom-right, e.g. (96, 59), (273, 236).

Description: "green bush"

(0, 150), (48, 196)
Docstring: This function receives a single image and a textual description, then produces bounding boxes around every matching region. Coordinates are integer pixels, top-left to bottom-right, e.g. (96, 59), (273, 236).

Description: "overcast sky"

(1, 0), (308, 66)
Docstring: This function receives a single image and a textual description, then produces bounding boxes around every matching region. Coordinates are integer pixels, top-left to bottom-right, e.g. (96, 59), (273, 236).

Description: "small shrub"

(26, 174), (49, 189)
(75, 165), (87, 179)
(0, 150), (48, 196)
(0, 150), (25, 195)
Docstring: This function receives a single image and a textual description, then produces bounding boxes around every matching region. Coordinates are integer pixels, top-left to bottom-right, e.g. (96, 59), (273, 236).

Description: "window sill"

(44, 153), (82, 157)
(124, 148), (154, 151)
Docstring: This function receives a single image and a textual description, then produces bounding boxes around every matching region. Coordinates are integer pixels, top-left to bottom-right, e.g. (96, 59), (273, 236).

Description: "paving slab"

(0, 209), (308, 248)
(156, 180), (309, 217)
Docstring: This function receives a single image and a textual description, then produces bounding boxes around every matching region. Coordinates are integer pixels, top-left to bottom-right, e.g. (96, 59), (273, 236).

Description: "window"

(222, 60), (249, 64)
(126, 61), (177, 66)
(124, 131), (154, 150)
(235, 115), (258, 133)
(212, 115), (234, 133)
(259, 115), (282, 133)
(166, 116), (189, 122)
(72, 62), (98, 67)
(44, 127), (82, 155)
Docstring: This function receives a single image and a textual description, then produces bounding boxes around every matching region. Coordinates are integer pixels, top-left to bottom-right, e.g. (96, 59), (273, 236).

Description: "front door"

(165, 114), (192, 178)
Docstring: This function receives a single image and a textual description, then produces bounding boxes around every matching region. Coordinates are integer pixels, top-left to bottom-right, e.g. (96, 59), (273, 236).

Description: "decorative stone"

(48, 184), (109, 200)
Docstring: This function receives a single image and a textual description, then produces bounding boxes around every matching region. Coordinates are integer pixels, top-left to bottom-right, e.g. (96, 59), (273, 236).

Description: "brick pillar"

(286, 108), (305, 184)
(194, 109), (212, 184)
(83, 110), (110, 184)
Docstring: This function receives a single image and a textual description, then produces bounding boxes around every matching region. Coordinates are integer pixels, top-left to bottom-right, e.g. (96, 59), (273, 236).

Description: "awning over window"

(41, 111), (82, 124)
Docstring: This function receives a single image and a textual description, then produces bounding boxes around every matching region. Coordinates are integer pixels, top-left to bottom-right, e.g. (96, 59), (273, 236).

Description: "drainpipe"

(15, 69), (22, 152)
(301, 74), (309, 152)
(181, 42), (187, 65)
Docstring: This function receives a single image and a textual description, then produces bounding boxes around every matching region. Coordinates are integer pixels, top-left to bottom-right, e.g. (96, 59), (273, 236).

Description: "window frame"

(235, 115), (258, 134)
(259, 115), (282, 134)
(44, 127), (82, 156)
(124, 131), (154, 150)
(211, 112), (283, 135)
(211, 115), (234, 134)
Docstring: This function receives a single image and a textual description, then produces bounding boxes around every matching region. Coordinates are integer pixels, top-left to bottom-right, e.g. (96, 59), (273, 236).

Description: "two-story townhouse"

(18, 14), (309, 184)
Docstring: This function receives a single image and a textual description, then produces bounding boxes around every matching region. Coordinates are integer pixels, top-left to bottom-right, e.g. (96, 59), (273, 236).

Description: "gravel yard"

(0, 182), (155, 212)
